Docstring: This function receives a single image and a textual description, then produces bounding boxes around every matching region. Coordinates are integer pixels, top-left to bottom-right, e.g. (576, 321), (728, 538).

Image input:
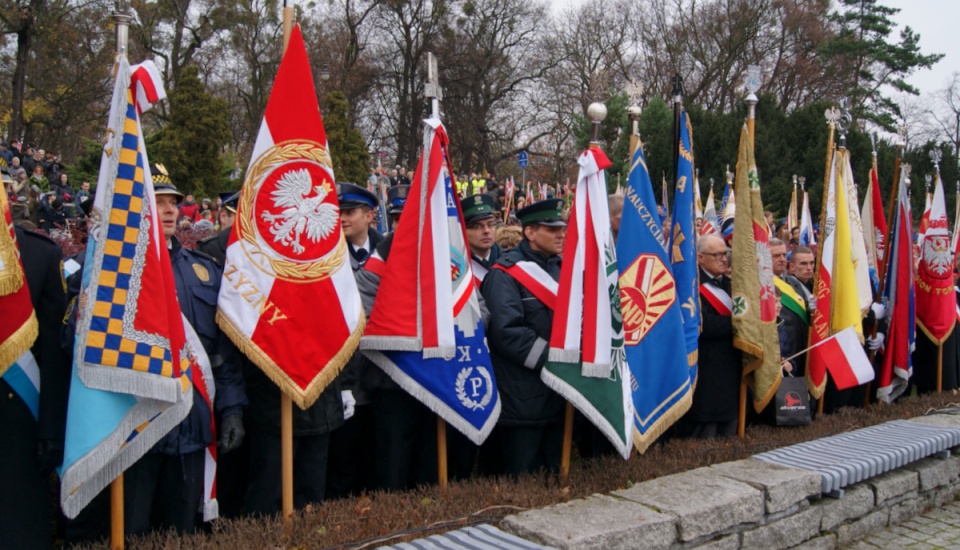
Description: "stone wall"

(501, 417), (960, 549)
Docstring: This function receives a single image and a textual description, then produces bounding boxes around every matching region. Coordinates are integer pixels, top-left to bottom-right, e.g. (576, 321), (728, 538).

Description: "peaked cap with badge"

(461, 193), (496, 225)
(219, 190), (240, 214)
(337, 182), (379, 211)
(151, 163), (183, 203)
(516, 198), (566, 227)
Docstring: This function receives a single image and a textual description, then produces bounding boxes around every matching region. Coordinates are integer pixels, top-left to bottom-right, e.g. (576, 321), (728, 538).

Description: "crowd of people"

(2, 153), (942, 548)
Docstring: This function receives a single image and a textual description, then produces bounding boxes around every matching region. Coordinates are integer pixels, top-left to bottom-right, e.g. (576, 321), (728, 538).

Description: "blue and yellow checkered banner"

(60, 56), (192, 520)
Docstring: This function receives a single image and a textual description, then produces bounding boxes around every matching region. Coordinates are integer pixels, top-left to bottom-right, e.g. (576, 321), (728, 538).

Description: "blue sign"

(518, 150), (529, 169)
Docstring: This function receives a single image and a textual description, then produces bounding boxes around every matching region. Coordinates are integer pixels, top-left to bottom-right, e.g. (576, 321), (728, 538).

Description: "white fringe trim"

(359, 336), (423, 352)
(364, 350), (500, 446)
(78, 363), (186, 404)
(548, 349), (581, 364)
(61, 390), (193, 519)
(422, 346), (456, 360)
(203, 498), (219, 522)
(581, 361), (613, 379)
(541, 366), (632, 460)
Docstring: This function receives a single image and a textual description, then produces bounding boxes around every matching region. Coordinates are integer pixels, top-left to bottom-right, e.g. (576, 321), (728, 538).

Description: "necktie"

(355, 248), (369, 264)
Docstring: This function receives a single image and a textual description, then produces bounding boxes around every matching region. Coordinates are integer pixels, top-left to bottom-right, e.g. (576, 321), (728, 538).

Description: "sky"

(549, 0), (956, 98)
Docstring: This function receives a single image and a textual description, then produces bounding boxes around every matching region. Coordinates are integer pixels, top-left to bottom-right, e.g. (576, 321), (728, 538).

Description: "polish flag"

(216, 25), (363, 409)
(816, 327), (874, 390)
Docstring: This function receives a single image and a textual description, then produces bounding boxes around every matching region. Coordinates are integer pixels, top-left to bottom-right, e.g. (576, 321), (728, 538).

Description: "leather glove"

(37, 439), (63, 476)
(341, 390), (356, 421)
(218, 414), (245, 454)
(867, 332), (885, 352)
(870, 302), (886, 321)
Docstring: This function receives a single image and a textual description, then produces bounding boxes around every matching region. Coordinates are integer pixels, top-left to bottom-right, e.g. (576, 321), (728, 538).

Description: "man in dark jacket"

(2, 226), (71, 549)
(680, 234), (741, 439)
(480, 199), (567, 475)
(124, 178), (247, 535)
(462, 193), (501, 286)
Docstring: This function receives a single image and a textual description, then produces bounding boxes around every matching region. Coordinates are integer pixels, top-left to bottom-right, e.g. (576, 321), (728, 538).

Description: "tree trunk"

(9, 21), (33, 141)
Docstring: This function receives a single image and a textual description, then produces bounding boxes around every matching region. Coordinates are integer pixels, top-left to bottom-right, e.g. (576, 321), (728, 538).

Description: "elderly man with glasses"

(678, 234), (741, 439)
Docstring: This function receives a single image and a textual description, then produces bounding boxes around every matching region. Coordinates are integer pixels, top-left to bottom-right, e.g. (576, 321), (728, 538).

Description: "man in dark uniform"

(197, 190), (238, 264)
(121, 175), (247, 535)
(680, 234), (741, 438)
(1, 224), (71, 549)
(462, 193), (501, 286)
(480, 199), (567, 475)
(386, 184), (409, 232)
(326, 182), (382, 498)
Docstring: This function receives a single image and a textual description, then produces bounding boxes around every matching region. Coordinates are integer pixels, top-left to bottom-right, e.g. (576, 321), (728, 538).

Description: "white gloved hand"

(808, 296), (817, 311)
(867, 332), (885, 352)
(871, 302), (886, 320)
(341, 390), (356, 421)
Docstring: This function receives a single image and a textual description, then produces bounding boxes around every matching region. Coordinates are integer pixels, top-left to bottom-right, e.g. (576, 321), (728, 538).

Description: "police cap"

(517, 198), (566, 227)
(337, 182), (378, 210)
(387, 184), (410, 215)
(219, 190), (240, 213)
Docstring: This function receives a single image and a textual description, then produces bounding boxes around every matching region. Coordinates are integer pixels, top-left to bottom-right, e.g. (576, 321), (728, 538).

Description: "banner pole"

(938, 343), (944, 393)
(560, 402), (574, 482)
(436, 417), (448, 496)
(110, 475), (124, 550)
(279, 3), (295, 530)
(737, 382), (747, 437)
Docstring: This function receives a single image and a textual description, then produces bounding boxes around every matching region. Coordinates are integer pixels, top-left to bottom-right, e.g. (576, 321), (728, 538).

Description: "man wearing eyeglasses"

(461, 194), (501, 286)
(679, 234), (741, 439)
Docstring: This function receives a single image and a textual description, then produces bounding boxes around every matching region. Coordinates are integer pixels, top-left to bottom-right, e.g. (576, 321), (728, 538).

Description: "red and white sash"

(493, 260), (558, 311)
(700, 281), (732, 316)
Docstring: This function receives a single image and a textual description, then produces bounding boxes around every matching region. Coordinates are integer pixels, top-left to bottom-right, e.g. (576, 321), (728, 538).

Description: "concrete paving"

(846, 500), (960, 549)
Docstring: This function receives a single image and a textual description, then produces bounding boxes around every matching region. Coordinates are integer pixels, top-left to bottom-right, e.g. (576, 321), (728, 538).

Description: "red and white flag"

(216, 25), (363, 409)
(130, 61), (166, 115)
(916, 174), (955, 344)
(817, 327), (874, 390)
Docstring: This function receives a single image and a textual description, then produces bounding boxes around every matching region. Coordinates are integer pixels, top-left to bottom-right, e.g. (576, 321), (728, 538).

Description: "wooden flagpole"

(424, 52), (450, 494)
(560, 402), (574, 482)
(280, 1), (295, 528)
(110, 2), (134, 547)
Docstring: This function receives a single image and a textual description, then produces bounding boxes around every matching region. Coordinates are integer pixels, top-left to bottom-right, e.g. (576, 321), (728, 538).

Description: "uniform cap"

(337, 182), (378, 210)
(517, 198), (566, 227)
(460, 193), (495, 225)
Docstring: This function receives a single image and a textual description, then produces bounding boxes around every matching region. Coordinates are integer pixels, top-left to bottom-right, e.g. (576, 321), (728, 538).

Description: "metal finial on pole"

(425, 52), (442, 120)
(671, 73), (684, 186)
(799, 176), (806, 192)
(835, 97), (852, 149)
(587, 102), (607, 146)
(744, 65), (761, 142)
(930, 148), (943, 175)
(113, 0), (133, 58)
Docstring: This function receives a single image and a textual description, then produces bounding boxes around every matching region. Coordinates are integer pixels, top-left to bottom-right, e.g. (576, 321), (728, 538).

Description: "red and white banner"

(819, 327), (874, 390)
(130, 61), (166, 114)
(216, 25), (363, 409)
(548, 147), (613, 376)
(916, 175), (955, 344)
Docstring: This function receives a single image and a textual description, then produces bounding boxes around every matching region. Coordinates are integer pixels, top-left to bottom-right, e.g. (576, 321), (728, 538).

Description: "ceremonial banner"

(543, 146), (633, 459)
(799, 189), (816, 247)
(694, 172), (704, 225)
(60, 58), (205, 518)
(808, 149), (864, 398)
(376, 178), (390, 235)
(918, 189), (932, 247)
(616, 139), (692, 453)
(915, 175), (954, 344)
(670, 112), (701, 383)
(720, 182), (736, 242)
(361, 118), (499, 444)
(862, 162), (888, 289)
(730, 124), (781, 412)
(838, 150), (873, 314)
(877, 165), (914, 402)
(217, 25), (363, 409)
(701, 185), (719, 236)
(0, 186), (37, 376)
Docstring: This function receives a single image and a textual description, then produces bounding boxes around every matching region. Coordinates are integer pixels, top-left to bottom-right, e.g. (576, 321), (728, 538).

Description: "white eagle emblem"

(261, 168), (339, 254)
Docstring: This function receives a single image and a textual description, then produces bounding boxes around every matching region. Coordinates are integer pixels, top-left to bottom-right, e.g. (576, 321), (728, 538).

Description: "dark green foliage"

(152, 66), (232, 198)
(322, 91), (371, 186)
(819, 0), (943, 130)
